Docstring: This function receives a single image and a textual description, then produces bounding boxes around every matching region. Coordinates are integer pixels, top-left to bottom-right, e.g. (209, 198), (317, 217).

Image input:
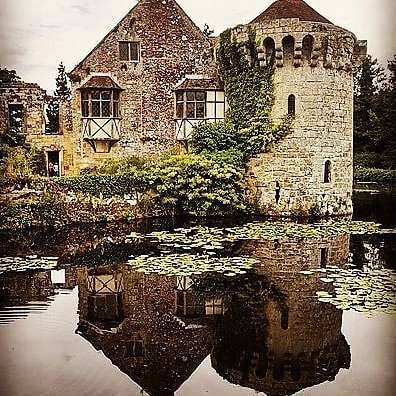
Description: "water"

(0, 190), (395, 396)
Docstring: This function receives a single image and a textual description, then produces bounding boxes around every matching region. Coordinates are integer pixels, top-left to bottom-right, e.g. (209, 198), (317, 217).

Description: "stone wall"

(68, 0), (216, 173)
(231, 19), (366, 216)
(0, 82), (46, 137)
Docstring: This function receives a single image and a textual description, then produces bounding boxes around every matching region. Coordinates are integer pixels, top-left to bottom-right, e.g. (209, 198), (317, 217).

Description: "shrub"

(354, 167), (396, 184)
(150, 152), (247, 217)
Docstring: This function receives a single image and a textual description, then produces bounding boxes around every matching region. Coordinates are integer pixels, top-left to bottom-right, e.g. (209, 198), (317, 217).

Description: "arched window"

(282, 35), (295, 65)
(288, 94), (296, 116)
(263, 37), (275, 65)
(302, 35), (314, 64)
(324, 160), (332, 183)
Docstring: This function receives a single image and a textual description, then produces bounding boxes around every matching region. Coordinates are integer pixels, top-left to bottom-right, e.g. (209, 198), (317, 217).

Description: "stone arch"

(282, 35), (295, 65)
(288, 94), (296, 116)
(302, 34), (314, 64)
(324, 160), (332, 183)
(263, 37), (275, 65)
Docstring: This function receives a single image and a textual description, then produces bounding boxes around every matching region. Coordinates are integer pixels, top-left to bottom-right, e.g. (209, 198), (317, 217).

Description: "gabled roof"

(78, 75), (123, 90)
(70, 0), (208, 76)
(251, 0), (333, 24)
(174, 75), (223, 91)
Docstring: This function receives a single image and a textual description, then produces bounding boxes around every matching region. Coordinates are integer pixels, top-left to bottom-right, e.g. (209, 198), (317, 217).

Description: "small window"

(8, 103), (24, 132)
(288, 94), (295, 116)
(324, 160), (332, 183)
(119, 41), (140, 62)
(175, 91), (206, 120)
(320, 248), (328, 268)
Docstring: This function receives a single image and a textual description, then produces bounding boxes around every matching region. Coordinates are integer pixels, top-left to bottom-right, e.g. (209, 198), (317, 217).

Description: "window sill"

(81, 117), (121, 120)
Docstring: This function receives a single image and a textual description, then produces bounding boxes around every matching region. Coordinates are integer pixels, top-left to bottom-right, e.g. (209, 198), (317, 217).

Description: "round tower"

(238, 0), (367, 216)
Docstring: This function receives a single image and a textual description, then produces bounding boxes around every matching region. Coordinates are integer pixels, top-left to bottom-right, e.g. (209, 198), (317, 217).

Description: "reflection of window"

(81, 90), (120, 118)
(324, 160), (332, 183)
(175, 91), (206, 119)
(8, 103), (24, 132)
(119, 41), (140, 62)
(320, 247), (328, 268)
(205, 298), (224, 316)
(126, 338), (144, 357)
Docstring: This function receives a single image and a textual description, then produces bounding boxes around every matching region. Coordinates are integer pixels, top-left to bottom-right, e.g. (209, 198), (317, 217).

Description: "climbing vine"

(192, 27), (292, 159)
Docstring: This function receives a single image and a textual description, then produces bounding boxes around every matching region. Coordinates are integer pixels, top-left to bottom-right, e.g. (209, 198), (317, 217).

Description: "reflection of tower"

(76, 264), (215, 396)
(212, 235), (351, 395)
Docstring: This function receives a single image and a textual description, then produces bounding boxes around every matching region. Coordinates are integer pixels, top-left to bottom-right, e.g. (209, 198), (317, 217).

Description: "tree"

(54, 62), (71, 99)
(353, 56), (385, 153)
(0, 67), (21, 84)
(203, 24), (214, 38)
(45, 96), (60, 134)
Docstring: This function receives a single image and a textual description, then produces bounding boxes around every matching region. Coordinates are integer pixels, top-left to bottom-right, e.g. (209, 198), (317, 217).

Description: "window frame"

(119, 41), (140, 62)
(81, 89), (121, 119)
(8, 103), (24, 131)
(206, 90), (226, 121)
(175, 90), (206, 120)
(324, 160), (332, 184)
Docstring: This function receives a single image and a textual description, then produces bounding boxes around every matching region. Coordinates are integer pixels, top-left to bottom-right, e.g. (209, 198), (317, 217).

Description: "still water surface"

(0, 190), (395, 396)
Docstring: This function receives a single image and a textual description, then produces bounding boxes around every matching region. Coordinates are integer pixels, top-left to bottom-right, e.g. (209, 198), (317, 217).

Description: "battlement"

(229, 19), (367, 73)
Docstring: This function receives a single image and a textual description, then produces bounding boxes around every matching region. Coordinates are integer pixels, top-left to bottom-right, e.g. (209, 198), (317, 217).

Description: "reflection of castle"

(75, 234), (351, 396)
(0, 270), (54, 302)
(211, 235), (351, 395)
(76, 265), (216, 396)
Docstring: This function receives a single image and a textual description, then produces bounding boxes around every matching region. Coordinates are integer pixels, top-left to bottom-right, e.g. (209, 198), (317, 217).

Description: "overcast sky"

(1, 0), (395, 92)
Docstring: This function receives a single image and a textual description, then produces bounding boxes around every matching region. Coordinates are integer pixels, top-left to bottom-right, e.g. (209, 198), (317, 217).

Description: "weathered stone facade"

(67, 0), (216, 172)
(1, 0), (367, 217)
(234, 1), (367, 216)
(0, 82), (46, 137)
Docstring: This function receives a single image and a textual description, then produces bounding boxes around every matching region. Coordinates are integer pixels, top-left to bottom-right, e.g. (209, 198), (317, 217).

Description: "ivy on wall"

(192, 27), (292, 159)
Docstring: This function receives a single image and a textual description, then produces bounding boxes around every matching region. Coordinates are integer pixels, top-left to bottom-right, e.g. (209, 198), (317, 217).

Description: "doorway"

(47, 151), (61, 177)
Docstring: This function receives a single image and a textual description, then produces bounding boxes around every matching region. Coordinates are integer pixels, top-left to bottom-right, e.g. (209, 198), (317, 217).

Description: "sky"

(1, 0), (395, 93)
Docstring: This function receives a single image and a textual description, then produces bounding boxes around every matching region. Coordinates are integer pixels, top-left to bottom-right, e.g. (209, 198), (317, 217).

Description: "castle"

(0, 0), (367, 216)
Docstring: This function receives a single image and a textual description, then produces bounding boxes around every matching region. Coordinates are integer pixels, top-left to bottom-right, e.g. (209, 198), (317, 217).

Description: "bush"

(150, 151), (247, 217)
(354, 167), (396, 184)
(97, 155), (152, 174)
(50, 172), (150, 198)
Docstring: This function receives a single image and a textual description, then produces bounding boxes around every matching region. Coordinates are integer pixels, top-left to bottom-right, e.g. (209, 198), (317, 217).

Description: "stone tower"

(238, 0), (367, 216)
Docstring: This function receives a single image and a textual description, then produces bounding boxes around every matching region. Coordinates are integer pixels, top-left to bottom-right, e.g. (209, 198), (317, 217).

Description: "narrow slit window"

(320, 247), (328, 268)
(324, 160), (332, 183)
(288, 94), (296, 116)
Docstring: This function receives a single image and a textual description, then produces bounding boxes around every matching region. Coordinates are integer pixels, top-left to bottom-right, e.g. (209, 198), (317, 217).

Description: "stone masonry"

(1, 0), (367, 217)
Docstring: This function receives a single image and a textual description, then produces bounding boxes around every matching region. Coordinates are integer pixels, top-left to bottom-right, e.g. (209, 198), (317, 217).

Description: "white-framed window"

(119, 41), (140, 62)
(206, 91), (226, 121)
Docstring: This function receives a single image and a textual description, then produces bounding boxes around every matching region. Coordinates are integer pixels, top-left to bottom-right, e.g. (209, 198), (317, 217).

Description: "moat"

(0, 189), (395, 396)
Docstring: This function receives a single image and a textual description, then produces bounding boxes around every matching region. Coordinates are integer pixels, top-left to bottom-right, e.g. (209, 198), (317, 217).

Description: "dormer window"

(119, 41), (140, 62)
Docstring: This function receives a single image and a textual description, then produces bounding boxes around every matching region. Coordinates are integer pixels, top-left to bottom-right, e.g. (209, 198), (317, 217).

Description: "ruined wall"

(69, 0), (215, 173)
(0, 82), (46, 136)
(233, 19), (366, 216)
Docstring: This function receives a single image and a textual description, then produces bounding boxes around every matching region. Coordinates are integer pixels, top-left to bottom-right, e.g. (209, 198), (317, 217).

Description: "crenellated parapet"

(228, 19), (366, 73)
